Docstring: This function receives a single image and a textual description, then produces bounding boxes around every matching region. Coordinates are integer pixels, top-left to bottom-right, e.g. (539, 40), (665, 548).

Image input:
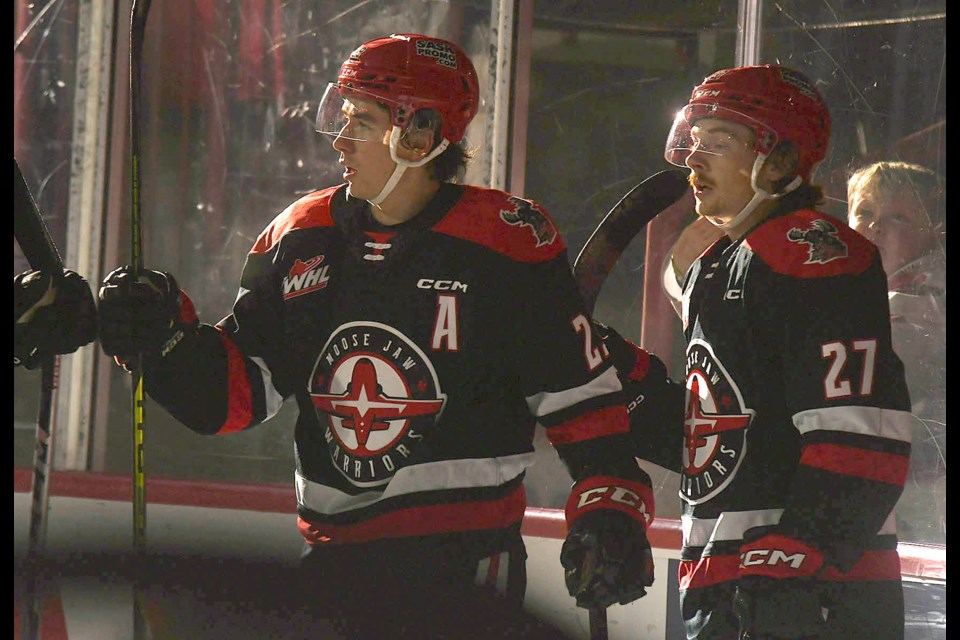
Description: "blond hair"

(847, 161), (944, 232)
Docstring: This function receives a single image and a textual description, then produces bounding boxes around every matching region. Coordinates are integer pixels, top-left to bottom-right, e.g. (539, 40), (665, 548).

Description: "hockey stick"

(128, 1), (153, 638)
(573, 169), (689, 314)
(589, 606), (609, 640)
(571, 168), (689, 640)
(15, 156), (64, 640)
(575, 548), (611, 640)
(15, 158), (65, 274)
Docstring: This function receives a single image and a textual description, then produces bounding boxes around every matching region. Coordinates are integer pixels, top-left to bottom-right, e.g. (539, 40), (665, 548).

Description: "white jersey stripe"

(682, 507), (898, 548)
(251, 355), (284, 421)
(296, 452), (535, 515)
(525, 366), (622, 418)
(475, 551), (509, 595)
(793, 405), (913, 442)
(682, 509), (784, 547)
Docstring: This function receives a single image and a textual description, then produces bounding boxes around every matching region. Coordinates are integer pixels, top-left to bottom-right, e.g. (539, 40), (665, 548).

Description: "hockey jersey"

(142, 182), (654, 552)
(671, 208), (913, 632)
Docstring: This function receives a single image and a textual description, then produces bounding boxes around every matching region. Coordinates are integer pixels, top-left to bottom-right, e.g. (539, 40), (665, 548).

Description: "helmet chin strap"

(365, 127), (451, 207)
(707, 153), (801, 230)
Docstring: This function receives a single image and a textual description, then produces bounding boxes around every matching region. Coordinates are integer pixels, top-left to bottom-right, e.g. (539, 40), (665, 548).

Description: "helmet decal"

(335, 33), (480, 144)
(348, 45), (367, 61)
(415, 38), (458, 69)
(779, 67), (820, 101)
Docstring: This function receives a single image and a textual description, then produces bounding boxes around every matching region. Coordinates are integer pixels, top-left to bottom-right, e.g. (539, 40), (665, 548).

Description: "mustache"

(689, 173), (712, 190)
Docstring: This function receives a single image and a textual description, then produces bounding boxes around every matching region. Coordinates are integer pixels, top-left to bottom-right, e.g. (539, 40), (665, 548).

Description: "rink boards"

(13, 469), (946, 640)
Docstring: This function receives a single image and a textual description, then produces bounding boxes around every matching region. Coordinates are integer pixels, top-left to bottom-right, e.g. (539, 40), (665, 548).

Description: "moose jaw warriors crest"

(682, 339), (754, 504)
(310, 321), (447, 488)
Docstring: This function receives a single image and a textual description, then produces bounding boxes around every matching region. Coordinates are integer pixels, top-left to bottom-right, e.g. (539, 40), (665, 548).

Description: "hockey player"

(612, 65), (913, 639)
(96, 33), (670, 638)
(15, 270), (97, 368)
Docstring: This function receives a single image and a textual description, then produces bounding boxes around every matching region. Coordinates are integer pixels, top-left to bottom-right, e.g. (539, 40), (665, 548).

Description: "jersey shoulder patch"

(745, 209), (876, 278)
(431, 185), (566, 262)
(251, 186), (339, 255)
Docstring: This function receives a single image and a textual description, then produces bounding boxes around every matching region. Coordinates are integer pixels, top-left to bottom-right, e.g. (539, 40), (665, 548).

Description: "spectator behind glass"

(847, 160), (946, 545)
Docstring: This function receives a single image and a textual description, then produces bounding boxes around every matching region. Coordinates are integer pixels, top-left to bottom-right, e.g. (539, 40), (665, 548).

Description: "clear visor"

(663, 105), (771, 167)
(314, 82), (394, 142)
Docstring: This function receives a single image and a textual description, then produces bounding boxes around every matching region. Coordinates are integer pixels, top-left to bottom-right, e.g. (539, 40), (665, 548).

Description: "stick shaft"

(572, 169), (689, 640)
(589, 605), (609, 640)
(15, 158), (64, 274)
(573, 169), (689, 314)
(128, 1), (152, 637)
(15, 157), (66, 640)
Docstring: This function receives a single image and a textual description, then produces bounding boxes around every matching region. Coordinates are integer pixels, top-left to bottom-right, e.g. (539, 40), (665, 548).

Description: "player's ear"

(763, 142), (800, 183)
(398, 109), (441, 162)
(398, 127), (435, 161)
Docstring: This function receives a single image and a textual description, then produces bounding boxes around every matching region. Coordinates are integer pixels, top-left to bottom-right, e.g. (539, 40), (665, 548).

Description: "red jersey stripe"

(217, 329), (253, 434)
(801, 443), (909, 485)
(297, 483), (526, 544)
(678, 548), (903, 591)
(546, 405), (628, 445)
(820, 549), (903, 581)
(679, 554), (740, 590)
(251, 187), (337, 255)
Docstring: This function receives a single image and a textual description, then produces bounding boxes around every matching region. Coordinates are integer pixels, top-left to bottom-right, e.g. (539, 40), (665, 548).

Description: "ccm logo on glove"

(566, 476), (654, 526)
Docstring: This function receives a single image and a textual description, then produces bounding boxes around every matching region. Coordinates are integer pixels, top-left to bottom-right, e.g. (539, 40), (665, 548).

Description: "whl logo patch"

(283, 255), (330, 300)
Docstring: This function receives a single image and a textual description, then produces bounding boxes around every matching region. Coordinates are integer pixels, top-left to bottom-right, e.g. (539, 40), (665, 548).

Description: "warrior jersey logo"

(786, 219), (848, 264)
(309, 321), (447, 488)
(682, 339), (753, 504)
(499, 196), (558, 247)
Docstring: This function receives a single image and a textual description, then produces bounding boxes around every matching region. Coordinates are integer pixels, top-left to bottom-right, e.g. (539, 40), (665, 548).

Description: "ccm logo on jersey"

(723, 289), (742, 300)
(417, 279), (468, 292)
(283, 255), (330, 300)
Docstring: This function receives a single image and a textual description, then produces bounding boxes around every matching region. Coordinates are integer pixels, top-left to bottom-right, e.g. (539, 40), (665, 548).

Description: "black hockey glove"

(734, 529), (826, 639)
(592, 319), (685, 472)
(560, 479), (655, 609)
(97, 266), (198, 368)
(14, 269), (97, 369)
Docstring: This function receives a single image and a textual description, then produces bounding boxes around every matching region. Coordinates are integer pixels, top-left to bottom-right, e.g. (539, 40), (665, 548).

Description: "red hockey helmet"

(665, 65), (831, 179)
(336, 33), (480, 144)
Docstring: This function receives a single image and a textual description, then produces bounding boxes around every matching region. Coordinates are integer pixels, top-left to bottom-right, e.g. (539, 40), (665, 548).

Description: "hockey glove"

(592, 319), (651, 386)
(97, 266), (198, 368)
(593, 319), (685, 472)
(560, 477), (655, 609)
(14, 269), (97, 369)
(734, 530), (826, 640)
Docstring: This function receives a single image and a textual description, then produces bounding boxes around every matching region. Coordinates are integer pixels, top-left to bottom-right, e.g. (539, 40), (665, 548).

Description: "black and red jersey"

(143, 182), (651, 552)
(670, 208), (913, 635)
